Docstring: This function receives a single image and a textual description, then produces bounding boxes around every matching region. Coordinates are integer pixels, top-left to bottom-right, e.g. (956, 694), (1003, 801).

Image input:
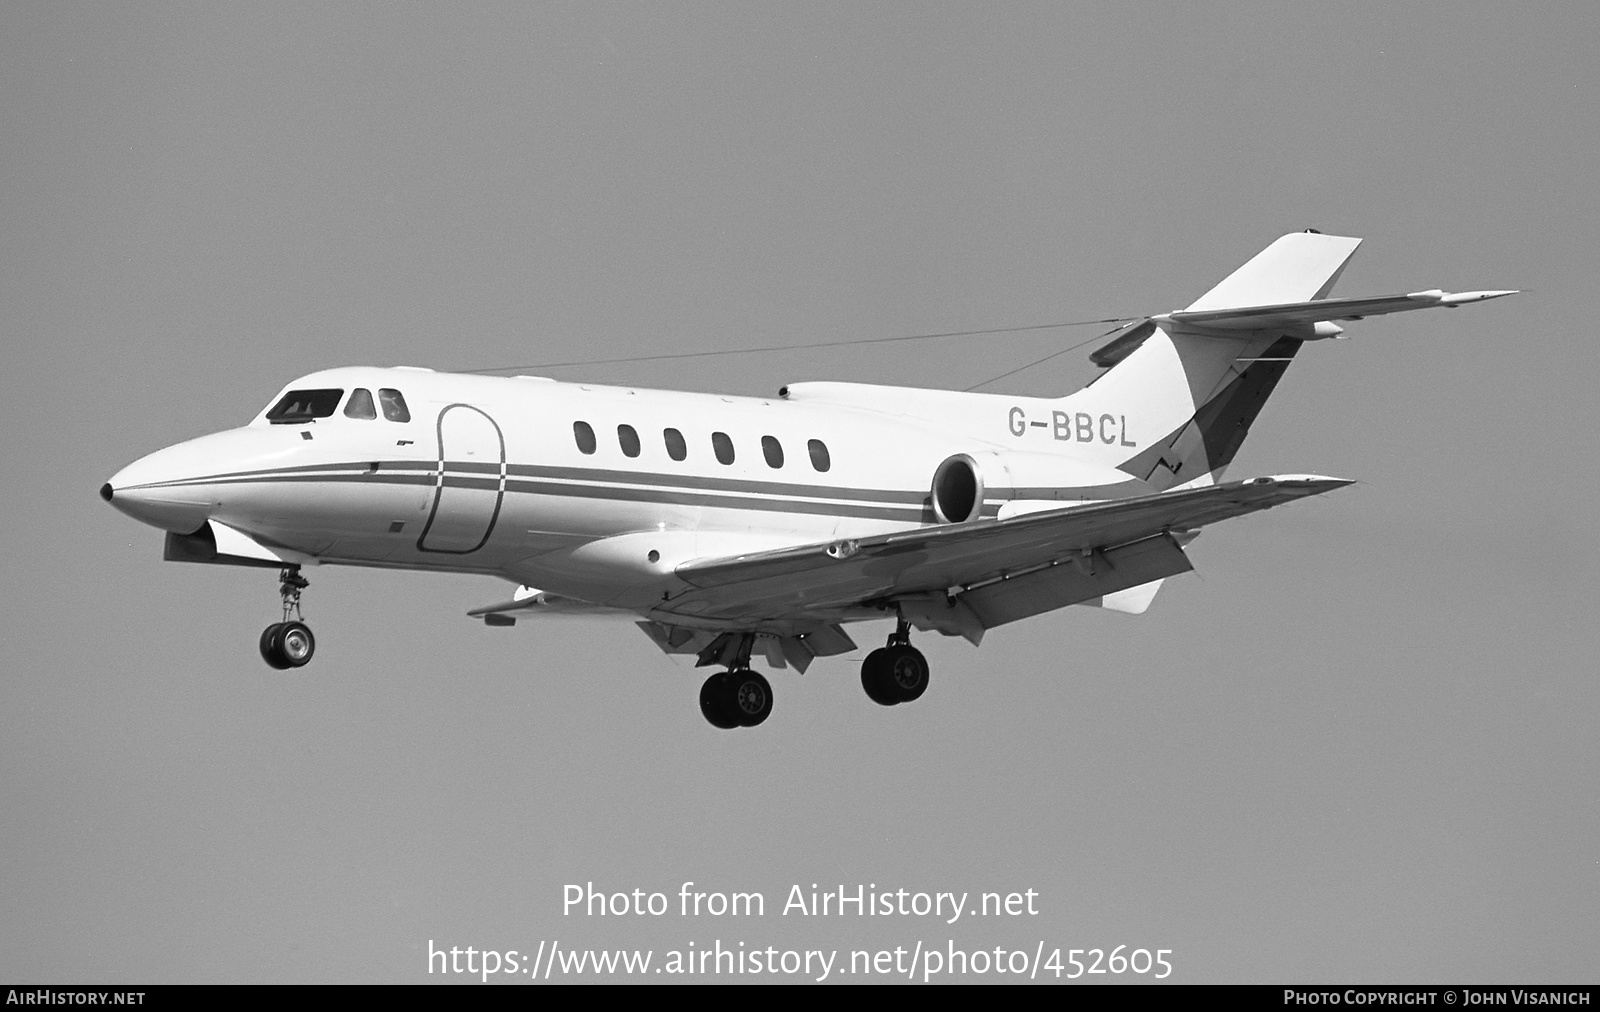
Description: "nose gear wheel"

(260, 566), (317, 670)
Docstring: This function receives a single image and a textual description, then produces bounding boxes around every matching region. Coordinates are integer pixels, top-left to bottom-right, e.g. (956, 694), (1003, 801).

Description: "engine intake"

(931, 454), (984, 524)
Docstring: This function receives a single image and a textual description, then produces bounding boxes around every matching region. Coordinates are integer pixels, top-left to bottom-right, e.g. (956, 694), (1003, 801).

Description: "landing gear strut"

(698, 634), (773, 729)
(259, 565), (316, 670)
(861, 614), (929, 706)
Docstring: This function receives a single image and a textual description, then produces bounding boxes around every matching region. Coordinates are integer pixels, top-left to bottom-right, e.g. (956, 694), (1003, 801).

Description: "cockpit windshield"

(265, 389), (345, 424)
(344, 388), (377, 419)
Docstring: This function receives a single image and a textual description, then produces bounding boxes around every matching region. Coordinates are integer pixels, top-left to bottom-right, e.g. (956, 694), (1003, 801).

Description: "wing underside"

(655, 474), (1351, 641)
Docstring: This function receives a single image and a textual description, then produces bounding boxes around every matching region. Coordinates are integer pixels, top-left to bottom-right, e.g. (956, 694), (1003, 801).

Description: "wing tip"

(1440, 289), (1520, 306)
(1251, 473), (1356, 494)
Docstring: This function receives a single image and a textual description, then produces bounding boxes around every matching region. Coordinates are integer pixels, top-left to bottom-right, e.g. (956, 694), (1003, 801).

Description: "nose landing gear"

(697, 634), (774, 729)
(861, 615), (929, 706)
(260, 566), (316, 670)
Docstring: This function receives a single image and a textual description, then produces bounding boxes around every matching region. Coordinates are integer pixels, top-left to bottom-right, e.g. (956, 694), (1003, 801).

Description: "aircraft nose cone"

(104, 426), (301, 533)
(104, 439), (231, 532)
(103, 459), (216, 531)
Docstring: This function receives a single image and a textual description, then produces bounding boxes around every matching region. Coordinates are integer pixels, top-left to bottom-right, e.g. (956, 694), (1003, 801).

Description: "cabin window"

(711, 431), (735, 465)
(573, 421), (597, 454)
(378, 388), (411, 422)
(663, 428), (687, 461)
(266, 389), (343, 424)
(761, 435), (784, 468)
(808, 438), (831, 472)
(343, 388), (376, 419)
(617, 424), (641, 458)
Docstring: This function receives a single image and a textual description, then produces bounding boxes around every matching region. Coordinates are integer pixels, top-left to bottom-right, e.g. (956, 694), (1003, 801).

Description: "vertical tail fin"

(1061, 232), (1362, 490)
(1184, 232), (1362, 311)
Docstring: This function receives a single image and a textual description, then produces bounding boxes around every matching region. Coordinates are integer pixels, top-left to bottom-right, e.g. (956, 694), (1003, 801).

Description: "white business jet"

(102, 232), (1513, 728)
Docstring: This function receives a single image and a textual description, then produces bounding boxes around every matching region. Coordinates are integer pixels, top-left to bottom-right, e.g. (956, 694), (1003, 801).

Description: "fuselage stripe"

(122, 459), (931, 505)
(127, 468), (945, 523)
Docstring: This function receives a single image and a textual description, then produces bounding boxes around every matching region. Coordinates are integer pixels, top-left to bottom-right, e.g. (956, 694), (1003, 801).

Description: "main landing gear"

(860, 615), (929, 707)
(698, 634), (773, 729)
(260, 565), (316, 670)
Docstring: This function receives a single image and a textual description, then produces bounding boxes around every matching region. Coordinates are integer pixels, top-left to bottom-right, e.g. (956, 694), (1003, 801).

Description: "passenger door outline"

(417, 403), (506, 554)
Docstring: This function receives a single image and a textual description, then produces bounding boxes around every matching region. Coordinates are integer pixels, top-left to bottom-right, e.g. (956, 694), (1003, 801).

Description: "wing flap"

(963, 531), (1193, 629)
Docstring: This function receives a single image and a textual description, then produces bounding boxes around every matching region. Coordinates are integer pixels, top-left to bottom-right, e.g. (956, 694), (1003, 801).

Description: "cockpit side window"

(266, 389), (344, 424)
(378, 388), (411, 422)
(344, 388), (377, 419)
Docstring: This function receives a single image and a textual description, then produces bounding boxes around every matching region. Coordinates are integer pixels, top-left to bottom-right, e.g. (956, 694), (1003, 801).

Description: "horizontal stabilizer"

(1160, 288), (1518, 332)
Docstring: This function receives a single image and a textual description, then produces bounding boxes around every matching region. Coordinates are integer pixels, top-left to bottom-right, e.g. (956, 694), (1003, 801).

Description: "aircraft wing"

(665, 474), (1351, 639)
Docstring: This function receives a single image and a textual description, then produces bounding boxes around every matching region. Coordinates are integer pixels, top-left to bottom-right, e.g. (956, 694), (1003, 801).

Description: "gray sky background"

(3, 2), (1596, 983)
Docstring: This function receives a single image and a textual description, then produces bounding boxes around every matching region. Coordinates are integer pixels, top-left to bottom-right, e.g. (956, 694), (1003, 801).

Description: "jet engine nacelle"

(929, 450), (1145, 523)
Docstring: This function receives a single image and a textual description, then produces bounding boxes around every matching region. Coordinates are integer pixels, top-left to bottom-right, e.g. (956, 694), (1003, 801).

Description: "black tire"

(728, 670), (773, 727)
(273, 621), (316, 668)
(699, 672), (739, 729)
(884, 644), (929, 702)
(860, 648), (899, 706)
(260, 623), (290, 670)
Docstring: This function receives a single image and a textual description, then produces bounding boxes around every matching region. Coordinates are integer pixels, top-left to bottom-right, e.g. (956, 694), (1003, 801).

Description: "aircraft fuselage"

(105, 365), (1138, 626)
